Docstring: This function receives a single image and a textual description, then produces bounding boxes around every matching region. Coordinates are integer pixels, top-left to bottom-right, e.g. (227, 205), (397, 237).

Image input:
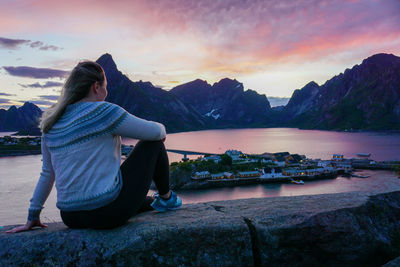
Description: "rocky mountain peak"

(96, 53), (116, 69)
(213, 78), (242, 90)
(96, 53), (122, 84)
(183, 79), (210, 88)
(7, 106), (17, 112)
(96, 53), (124, 87)
(304, 81), (319, 88)
(170, 79), (211, 94)
(361, 53), (400, 66)
(190, 79), (210, 86)
(19, 102), (42, 114)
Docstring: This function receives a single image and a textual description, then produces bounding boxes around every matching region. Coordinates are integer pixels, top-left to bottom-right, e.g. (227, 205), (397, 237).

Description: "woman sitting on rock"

(7, 61), (181, 232)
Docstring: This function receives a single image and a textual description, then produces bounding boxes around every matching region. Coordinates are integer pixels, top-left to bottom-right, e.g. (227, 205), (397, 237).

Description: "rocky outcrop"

(1, 191), (400, 266)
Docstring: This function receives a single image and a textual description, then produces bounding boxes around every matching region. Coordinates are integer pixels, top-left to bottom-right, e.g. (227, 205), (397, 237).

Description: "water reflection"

(176, 170), (400, 203)
(123, 128), (400, 162)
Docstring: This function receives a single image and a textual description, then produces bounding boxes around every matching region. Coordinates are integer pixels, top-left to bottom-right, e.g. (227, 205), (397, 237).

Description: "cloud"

(40, 45), (61, 51)
(0, 0), (399, 91)
(0, 92), (16, 96)
(0, 36), (62, 51)
(3, 66), (68, 79)
(19, 81), (64, 88)
(29, 100), (55, 106)
(29, 41), (43, 48)
(0, 98), (12, 104)
(154, 84), (167, 89)
(0, 37), (30, 49)
(38, 95), (59, 101)
(30, 41), (62, 51)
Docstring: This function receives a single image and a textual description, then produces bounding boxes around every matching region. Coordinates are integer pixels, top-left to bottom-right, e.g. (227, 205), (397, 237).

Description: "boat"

(356, 153), (371, 158)
(351, 174), (370, 178)
(290, 179), (304, 185)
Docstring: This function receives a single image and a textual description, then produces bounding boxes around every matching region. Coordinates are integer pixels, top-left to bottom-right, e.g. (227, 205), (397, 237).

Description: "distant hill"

(282, 53), (400, 130)
(0, 102), (42, 133)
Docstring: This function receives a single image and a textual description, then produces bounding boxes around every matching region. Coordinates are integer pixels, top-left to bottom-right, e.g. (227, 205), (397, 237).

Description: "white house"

(317, 160), (331, 167)
(203, 155), (221, 163)
(260, 167), (286, 178)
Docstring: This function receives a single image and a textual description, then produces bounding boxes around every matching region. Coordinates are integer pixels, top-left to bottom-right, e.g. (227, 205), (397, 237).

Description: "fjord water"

(1, 128), (400, 225)
(157, 128), (400, 162)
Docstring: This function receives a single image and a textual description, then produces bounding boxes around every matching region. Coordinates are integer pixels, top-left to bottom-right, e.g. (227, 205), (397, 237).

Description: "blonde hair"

(40, 61), (105, 133)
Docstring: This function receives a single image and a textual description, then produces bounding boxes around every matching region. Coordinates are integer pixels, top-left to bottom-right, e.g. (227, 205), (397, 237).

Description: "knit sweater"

(28, 101), (166, 221)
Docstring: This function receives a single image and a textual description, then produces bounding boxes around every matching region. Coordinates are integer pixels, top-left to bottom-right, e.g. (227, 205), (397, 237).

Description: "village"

(188, 149), (385, 185)
(0, 136), (41, 146)
(0, 136), (41, 157)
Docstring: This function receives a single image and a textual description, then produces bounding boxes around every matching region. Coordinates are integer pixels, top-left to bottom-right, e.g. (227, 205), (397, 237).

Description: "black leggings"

(60, 140), (170, 229)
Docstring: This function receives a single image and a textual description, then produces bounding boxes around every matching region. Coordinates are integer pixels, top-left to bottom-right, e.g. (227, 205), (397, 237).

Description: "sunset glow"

(0, 0), (399, 108)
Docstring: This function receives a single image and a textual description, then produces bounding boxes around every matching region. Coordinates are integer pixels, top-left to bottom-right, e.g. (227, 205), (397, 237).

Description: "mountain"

(282, 53), (400, 130)
(97, 54), (209, 133)
(0, 102), (42, 132)
(170, 78), (272, 127)
(4, 52), (398, 134)
(282, 81), (320, 119)
(97, 54), (272, 132)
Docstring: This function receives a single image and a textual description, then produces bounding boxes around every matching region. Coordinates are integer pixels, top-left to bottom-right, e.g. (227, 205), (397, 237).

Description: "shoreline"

(174, 172), (339, 191)
(0, 149), (41, 157)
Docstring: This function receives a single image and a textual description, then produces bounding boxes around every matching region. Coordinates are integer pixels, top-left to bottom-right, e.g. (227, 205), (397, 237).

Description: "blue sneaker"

(151, 191), (182, 212)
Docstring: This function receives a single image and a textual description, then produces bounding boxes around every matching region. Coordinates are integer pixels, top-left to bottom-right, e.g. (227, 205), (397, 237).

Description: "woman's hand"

(6, 219), (47, 234)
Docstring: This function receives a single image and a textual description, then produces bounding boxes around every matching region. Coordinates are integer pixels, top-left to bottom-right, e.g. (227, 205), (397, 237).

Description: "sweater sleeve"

(113, 112), (166, 140)
(27, 136), (55, 221)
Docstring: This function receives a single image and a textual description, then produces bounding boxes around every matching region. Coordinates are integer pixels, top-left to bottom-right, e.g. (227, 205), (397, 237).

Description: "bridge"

(166, 149), (215, 161)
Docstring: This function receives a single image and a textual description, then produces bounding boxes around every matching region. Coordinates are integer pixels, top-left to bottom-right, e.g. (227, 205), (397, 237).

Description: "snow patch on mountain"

(205, 109), (221, 120)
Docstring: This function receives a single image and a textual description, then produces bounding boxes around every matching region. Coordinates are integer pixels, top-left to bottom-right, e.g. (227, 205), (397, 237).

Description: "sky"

(0, 0), (399, 109)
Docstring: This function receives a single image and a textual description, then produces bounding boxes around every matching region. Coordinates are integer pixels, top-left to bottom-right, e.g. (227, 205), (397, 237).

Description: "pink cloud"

(0, 0), (399, 76)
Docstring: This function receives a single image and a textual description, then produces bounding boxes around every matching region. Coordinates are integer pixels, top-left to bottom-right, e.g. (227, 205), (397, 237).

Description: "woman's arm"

(6, 136), (55, 233)
(113, 112), (166, 140)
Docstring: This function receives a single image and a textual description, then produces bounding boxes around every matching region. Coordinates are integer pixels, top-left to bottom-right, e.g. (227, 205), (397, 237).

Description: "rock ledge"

(1, 191), (400, 266)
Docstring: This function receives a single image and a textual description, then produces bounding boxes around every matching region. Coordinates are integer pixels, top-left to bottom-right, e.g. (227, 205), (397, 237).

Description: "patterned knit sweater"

(28, 101), (166, 221)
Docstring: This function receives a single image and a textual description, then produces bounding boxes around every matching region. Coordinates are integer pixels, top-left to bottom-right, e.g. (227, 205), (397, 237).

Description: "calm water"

(1, 128), (400, 226)
(153, 128), (400, 162)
